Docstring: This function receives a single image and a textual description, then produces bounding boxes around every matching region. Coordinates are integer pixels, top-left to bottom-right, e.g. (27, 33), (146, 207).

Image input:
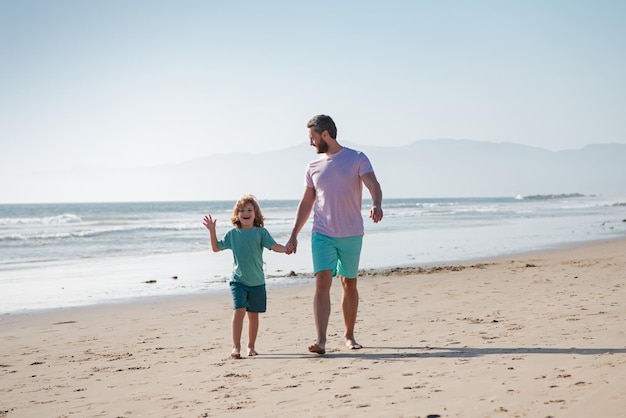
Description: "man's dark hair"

(307, 114), (337, 139)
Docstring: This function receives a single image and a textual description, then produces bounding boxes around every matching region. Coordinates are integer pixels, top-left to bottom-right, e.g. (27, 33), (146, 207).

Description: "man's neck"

(325, 142), (343, 155)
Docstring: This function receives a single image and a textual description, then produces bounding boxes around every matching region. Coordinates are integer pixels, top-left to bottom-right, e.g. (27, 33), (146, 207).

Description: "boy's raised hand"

(203, 215), (217, 232)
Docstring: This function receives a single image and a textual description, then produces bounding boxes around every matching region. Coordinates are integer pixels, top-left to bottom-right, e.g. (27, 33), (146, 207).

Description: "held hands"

(370, 206), (383, 223)
(285, 238), (298, 255)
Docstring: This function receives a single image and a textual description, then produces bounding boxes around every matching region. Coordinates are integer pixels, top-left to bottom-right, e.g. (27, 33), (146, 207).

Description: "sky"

(1, 1), (625, 202)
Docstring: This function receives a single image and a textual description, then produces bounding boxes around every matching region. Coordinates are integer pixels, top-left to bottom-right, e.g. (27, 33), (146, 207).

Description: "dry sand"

(1, 238), (625, 417)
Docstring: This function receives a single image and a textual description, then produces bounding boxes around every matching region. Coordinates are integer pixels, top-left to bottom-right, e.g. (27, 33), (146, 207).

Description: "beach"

(1, 238), (625, 417)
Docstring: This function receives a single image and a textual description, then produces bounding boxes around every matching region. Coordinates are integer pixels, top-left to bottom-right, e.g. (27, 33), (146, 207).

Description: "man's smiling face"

(309, 127), (329, 154)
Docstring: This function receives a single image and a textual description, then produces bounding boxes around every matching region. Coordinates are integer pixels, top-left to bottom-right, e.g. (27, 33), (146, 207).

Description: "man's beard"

(316, 139), (329, 154)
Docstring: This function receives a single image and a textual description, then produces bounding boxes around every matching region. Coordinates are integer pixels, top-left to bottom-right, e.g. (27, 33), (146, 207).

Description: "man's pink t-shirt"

(305, 147), (374, 238)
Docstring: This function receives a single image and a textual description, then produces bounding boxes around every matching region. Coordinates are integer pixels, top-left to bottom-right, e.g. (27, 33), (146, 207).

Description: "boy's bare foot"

(345, 339), (363, 350)
(308, 342), (326, 355)
(247, 348), (258, 357)
(230, 347), (241, 359)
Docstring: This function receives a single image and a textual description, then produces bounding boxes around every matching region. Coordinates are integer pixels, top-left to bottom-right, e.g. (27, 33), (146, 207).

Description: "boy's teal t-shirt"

(218, 227), (277, 286)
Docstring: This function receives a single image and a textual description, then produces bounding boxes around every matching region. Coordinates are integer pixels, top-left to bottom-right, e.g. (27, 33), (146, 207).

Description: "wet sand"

(1, 238), (625, 417)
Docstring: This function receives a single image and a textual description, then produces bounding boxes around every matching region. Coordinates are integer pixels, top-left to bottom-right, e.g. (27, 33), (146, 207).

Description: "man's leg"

(341, 276), (362, 349)
(310, 269), (333, 353)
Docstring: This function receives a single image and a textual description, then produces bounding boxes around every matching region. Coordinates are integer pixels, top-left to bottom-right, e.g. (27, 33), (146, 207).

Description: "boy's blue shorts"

(311, 233), (363, 278)
(230, 282), (267, 312)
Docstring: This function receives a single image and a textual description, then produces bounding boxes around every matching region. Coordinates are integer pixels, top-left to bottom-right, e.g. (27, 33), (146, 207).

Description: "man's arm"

(362, 172), (383, 223)
(287, 187), (316, 253)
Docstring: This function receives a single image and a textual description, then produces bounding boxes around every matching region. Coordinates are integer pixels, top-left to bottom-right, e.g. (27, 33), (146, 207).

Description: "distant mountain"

(5, 140), (626, 202)
(166, 139), (625, 201)
(360, 140), (626, 198)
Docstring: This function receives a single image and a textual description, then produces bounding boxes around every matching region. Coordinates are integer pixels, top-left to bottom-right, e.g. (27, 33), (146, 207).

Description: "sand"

(1, 238), (625, 418)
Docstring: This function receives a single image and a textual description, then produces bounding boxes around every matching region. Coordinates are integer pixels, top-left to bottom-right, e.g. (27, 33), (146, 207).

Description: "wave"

(0, 213), (82, 226)
(0, 223), (204, 243)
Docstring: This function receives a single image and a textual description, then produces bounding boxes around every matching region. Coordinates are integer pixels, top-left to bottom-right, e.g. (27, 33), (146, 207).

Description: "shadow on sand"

(259, 346), (626, 360)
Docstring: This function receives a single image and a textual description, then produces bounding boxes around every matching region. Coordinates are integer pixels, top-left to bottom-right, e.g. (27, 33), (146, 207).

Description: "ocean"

(1, 195), (625, 314)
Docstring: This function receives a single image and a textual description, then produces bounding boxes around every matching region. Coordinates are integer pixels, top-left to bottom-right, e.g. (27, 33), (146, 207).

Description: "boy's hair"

(307, 114), (337, 139)
(231, 195), (265, 228)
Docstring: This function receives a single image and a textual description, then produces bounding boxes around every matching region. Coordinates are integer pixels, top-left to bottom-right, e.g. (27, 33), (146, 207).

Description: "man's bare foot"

(308, 342), (326, 355)
(247, 348), (258, 357)
(230, 347), (241, 359)
(345, 339), (363, 350)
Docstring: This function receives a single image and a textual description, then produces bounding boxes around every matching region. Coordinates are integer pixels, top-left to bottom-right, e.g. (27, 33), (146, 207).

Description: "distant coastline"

(523, 193), (588, 200)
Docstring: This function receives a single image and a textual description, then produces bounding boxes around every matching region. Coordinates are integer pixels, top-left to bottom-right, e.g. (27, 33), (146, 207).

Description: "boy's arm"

(209, 231), (220, 252)
(202, 215), (221, 253)
(270, 243), (288, 253)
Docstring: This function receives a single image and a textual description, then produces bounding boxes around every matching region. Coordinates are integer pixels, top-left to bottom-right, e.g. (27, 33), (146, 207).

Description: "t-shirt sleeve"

(304, 163), (314, 188)
(358, 152), (374, 177)
(260, 228), (277, 249)
(217, 229), (232, 251)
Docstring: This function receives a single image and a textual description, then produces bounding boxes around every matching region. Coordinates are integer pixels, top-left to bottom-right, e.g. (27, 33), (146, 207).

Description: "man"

(286, 114), (383, 355)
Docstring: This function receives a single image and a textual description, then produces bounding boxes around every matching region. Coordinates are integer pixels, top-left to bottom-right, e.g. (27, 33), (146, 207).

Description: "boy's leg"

(244, 284), (266, 356)
(247, 311), (259, 356)
(231, 308), (246, 358)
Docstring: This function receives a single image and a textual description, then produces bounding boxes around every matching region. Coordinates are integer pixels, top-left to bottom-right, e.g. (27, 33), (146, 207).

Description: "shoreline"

(2, 237), (625, 416)
(3, 193), (625, 314)
(3, 235), (625, 317)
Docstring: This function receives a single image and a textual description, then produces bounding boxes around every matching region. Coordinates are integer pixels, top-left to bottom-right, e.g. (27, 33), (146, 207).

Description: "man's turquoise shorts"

(311, 233), (363, 278)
